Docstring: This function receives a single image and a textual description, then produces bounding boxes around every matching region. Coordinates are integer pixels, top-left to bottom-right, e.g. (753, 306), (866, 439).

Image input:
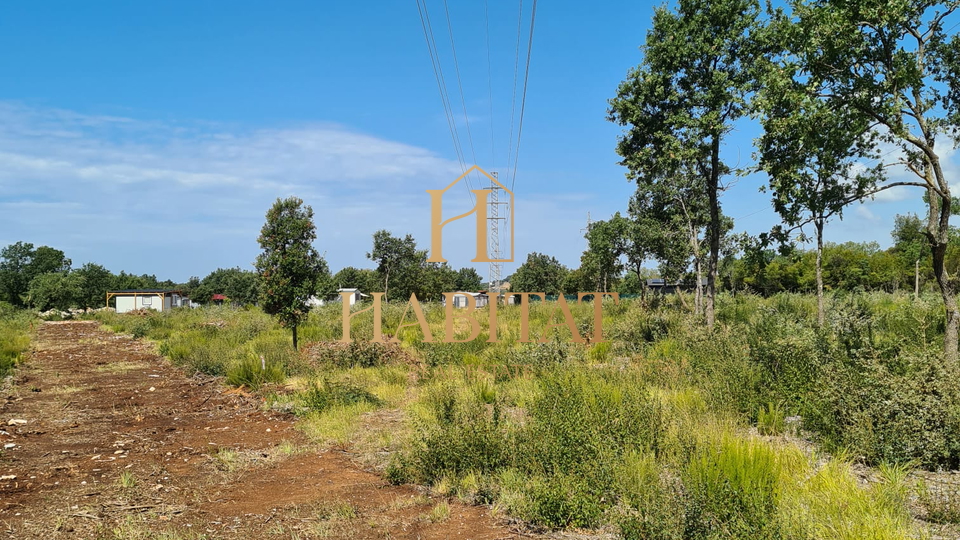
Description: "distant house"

(107, 290), (186, 313)
(442, 291), (489, 309)
(211, 294), (227, 306)
(336, 288), (368, 306)
(646, 278), (708, 294)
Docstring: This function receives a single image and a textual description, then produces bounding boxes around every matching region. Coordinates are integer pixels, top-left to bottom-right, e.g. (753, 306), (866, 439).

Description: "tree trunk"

(694, 258), (703, 316)
(705, 133), (721, 330)
(915, 259), (920, 301)
(815, 218), (825, 327)
(925, 164), (958, 364)
(637, 264), (647, 303)
(384, 268), (390, 303)
(292, 325), (299, 351)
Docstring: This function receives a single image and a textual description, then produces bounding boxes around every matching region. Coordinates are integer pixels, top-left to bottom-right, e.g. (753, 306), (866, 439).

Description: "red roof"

(211, 294), (227, 301)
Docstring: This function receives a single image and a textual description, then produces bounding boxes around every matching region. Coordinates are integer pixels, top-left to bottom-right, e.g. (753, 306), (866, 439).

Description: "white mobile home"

(107, 290), (185, 313)
(336, 288), (368, 306)
(442, 291), (489, 309)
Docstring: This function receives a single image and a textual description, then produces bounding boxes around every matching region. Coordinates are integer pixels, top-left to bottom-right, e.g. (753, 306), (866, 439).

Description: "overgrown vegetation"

(88, 290), (958, 538)
(0, 301), (31, 378)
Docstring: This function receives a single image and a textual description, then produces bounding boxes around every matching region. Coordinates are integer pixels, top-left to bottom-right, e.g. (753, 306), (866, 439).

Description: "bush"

(389, 382), (509, 485)
(225, 355), (286, 390)
(298, 380), (382, 414)
(804, 348), (960, 468)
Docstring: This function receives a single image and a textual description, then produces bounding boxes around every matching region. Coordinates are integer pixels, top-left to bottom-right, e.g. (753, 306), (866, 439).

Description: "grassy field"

(87, 292), (958, 539)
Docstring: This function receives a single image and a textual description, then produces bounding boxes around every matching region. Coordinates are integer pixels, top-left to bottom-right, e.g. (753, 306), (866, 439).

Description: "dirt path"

(0, 321), (522, 539)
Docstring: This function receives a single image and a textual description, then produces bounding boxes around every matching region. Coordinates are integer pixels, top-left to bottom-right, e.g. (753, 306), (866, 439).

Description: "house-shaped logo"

(426, 165), (514, 263)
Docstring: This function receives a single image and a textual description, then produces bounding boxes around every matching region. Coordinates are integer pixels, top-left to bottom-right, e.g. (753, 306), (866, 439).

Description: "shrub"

(225, 355), (285, 390)
(298, 380), (382, 414)
(390, 382), (509, 485)
(804, 348), (960, 468)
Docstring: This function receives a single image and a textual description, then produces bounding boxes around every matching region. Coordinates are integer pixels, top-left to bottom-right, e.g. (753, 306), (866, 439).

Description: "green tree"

(0, 243), (71, 306)
(420, 262), (459, 301)
(583, 215), (626, 292)
(793, 0), (960, 362)
(366, 230), (425, 302)
(256, 197), (327, 350)
(609, 0), (765, 328)
(332, 266), (380, 294)
(192, 268), (261, 305)
(755, 38), (881, 324)
(74, 263), (116, 309)
(511, 252), (568, 295)
(27, 272), (82, 311)
(455, 267), (484, 291)
(891, 213), (934, 297)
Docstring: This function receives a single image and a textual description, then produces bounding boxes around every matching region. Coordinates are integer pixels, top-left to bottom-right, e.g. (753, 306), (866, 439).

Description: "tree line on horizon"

(1, 209), (949, 312)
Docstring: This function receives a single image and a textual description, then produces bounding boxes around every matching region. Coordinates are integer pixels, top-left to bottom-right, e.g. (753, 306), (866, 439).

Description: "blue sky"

(0, 0), (945, 282)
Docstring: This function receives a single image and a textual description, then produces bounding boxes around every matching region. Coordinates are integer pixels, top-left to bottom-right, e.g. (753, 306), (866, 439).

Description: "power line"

(441, 0), (480, 188)
(415, 0), (474, 203)
(505, 0), (524, 180)
(510, 0), (538, 193)
(484, 0), (495, 167)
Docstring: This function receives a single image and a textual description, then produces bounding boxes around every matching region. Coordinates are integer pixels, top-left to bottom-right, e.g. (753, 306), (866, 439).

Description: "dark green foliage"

(299, 380), (382, 413)
(190, 267), (261, 305)
(0, 242), (71, 307)
(256, 197), (329, 349)
(805, 349), (960, 468)
(367, 230), (425, 302)
(510, 253), (569, 295)
(313, 341), (406, 369)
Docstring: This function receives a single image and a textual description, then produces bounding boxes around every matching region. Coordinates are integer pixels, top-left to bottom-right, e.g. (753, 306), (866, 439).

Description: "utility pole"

(488, 171), (507, 294)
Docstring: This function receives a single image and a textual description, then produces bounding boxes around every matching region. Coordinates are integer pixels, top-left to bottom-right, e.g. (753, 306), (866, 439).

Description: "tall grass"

(0, 302), (31, 378)
(91, 292), (945, 538)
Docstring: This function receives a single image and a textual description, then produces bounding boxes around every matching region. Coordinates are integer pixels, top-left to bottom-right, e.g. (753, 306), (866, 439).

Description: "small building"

(443, 291), (489, 309)
(646, 278), (708, 294)
(211, 294), (227, 306)
(336, 288), (368, 306)
(107, 290), (185, 313)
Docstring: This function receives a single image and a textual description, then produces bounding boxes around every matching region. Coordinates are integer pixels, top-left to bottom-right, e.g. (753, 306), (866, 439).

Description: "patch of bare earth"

(0, 321), (522, 539)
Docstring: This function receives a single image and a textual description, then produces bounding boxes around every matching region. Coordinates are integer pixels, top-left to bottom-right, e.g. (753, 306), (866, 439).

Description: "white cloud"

(0, 102), (585, 282)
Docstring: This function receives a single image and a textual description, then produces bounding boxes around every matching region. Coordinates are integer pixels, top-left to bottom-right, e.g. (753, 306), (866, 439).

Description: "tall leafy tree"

(27, 272), (82, 311)
(0, 242), (71, 306)
(791, 0), (960, 362)
(366, 230), (424, 302)
(74, 263), (116, 309)
(455, 267), (484, 291)
(609, 0), (765, 328)
(583, 215), (626, 292)
(511, 252), (569, 295)
(627, 171), (712, 312)
(892, 213), (933, 296)
(755, 44), (881, 325)
(256, 197), (327, 350)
